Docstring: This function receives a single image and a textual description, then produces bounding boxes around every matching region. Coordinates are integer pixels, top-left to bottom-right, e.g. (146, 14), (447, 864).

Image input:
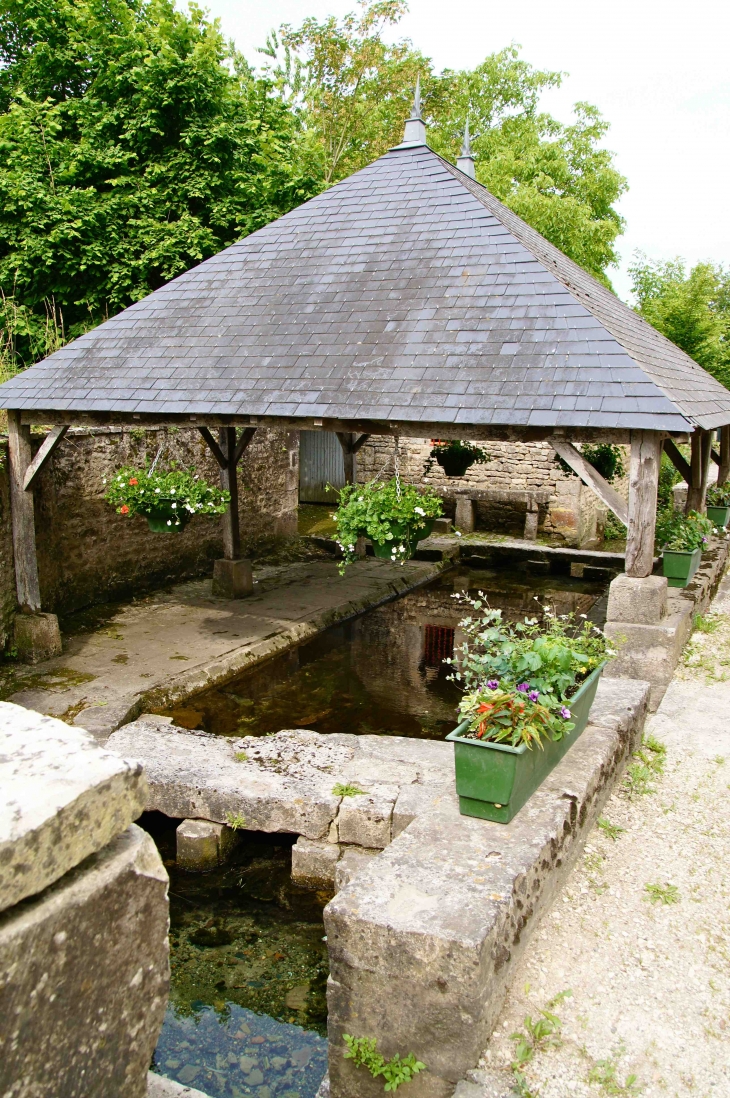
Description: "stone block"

(147, 1072), (211, 1098)
(392, 784), (454, 839)
(454, 498), (475, 533)
(523, 510), (538, 540)
(325, 679), (650, 1098)
(334, 846), (380, 891)
(13, 612), (62, 663)
(337, 790), (395, 849)
(176, 819), (239, 871)
(570, 562), (585, 578)
(212, 558), (253, 599)
(606, 574), (668, 624)
(432, 517), (452, 536)
(0, 701), (148, 912)
(0, 825), (169, 1098)
(292, 837), (341, 886)
(604, 602), (694, 709)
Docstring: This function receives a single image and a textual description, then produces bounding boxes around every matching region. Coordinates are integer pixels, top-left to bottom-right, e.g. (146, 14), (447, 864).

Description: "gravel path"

(466, 575), (730, 1098)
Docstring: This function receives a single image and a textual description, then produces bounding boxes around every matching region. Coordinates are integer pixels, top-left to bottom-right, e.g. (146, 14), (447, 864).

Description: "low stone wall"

(109, 676), (649, 1098)
(356, 436), (628, 546)
(0, 425), (299, 630)
(0, 701), (170, 1098)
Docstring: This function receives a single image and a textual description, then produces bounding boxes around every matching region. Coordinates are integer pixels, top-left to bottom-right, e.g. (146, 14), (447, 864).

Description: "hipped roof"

(2, 139), (729, 433)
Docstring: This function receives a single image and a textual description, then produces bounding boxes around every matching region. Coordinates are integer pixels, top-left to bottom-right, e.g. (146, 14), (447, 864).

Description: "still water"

(143, 815), (329, 1098)
(161, 565), (608, 741)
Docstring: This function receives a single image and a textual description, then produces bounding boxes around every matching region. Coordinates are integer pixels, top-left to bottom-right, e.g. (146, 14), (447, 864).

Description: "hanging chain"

(393, 435), (402, 501)
(149, 436), (165, 474)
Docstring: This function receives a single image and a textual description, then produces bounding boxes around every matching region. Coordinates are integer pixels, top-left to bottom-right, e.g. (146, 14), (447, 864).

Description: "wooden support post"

(719, 425), (730, 486)
(686, 430), (711, 513)
(219, 427), (240, 560)
(7, 411), (42, 612)
(625, 430), (662, 578)
(335, 432), (369, 485)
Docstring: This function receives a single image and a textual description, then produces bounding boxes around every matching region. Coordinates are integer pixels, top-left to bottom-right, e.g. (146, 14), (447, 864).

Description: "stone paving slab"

(6, 558), (445, 741)
(0, 700), (147, 911)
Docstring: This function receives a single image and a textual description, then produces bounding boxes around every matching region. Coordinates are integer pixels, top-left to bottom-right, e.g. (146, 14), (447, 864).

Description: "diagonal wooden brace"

(549, 438), (629, 526)
(23, 425), (69, 491)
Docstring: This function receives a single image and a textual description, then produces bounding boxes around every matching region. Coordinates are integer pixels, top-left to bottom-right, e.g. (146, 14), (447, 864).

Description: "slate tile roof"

(2, 141), (729, 431)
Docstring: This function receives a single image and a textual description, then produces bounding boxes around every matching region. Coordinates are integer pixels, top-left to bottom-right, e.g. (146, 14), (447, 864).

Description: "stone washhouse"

(2, 100), (730, 1098)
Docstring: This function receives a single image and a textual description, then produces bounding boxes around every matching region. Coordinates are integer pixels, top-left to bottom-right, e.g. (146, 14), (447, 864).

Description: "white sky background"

(203, 0), (730, 301)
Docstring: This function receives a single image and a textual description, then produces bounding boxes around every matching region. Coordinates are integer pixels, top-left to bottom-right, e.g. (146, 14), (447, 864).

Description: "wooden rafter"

(549, 439), (629, 526)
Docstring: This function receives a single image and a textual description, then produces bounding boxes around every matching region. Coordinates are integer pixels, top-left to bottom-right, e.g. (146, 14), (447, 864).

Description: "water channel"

(150, 562), (611, 1096)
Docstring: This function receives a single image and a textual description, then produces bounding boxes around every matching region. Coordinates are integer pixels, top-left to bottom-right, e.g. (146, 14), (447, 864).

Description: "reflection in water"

(143, 816), (328, 1098)
(162, 567), (608, 741)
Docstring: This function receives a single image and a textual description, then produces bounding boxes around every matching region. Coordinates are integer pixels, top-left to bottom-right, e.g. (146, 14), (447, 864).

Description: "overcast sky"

(203, 0), (730, 301)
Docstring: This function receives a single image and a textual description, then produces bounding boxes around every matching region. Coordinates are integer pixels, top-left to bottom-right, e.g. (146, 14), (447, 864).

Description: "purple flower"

(486, 680), (499, 690)
(560, 706), (571, 720)
(528, 690), (539, 702)
(517, 682), (530, 693)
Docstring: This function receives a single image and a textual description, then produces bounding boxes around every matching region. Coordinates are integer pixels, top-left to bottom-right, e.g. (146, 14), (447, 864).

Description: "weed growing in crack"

(587, 1051), (641, 1094)
(624, 736), (666, 797)
(225, 812), (246, 830)
(235, 751), (248, 762)
(332, 783), (367, 797)
(693, 613), (721, 634)
(644, 882), (680, 905)
(511, 989), (572, 1067)
(597, 817), (626, 841)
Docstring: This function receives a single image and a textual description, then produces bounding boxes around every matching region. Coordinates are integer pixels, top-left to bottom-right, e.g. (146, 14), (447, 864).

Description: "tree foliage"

(629, 254), (730, 388)
(0, 0), (318, 369)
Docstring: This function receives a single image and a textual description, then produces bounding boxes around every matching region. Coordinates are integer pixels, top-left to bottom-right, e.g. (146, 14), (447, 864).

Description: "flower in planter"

(332, 478), (443, 573)
(458, 687), (573, 749)
(105, 463), (230, 530)
(655, 509), (714, 553)
(424, 439), (489, 477)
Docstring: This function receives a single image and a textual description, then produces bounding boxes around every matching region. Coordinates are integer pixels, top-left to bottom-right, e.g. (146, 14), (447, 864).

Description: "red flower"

(120, 505), (130, 515)
(128, 477), (138, 485)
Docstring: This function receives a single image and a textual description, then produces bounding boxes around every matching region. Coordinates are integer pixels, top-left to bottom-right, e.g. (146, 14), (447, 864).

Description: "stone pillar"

(523, 496), (538, 540)
(0, 701), (169, 1098)
(454, 497), (475, 533)
(176, 818), (239, 871)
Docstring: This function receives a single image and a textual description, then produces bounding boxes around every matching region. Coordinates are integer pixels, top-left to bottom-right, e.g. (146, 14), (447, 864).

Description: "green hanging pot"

(144, 502), (190, 533)
(371, 519), (435, 561)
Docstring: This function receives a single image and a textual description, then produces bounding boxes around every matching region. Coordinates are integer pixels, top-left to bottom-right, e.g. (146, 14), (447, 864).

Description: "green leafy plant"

(587, 1055), (641, 1095)
(343, 1035), (425, 1092)
(602, 511), (627, 541)
(448, 596), (615, 701)
(225, 812), (246, 830)
(556, 443), (625, 483)
(332, 782), (366, 797)
(332, 478), (442, 572)
(644, 882), (680, 905)
(457, 686), (573, 750)
(597, 817), (626, 841)
(511, 990), (572, 1066)
(694, 613), (721, 634)
(104, 464), (230, 528)
(235, 751), (248, 762)
(655, 509), (714, 552)
(624, 735), (666, 797)
(707, 483), (730, 507)
(424, 439), (489, 476)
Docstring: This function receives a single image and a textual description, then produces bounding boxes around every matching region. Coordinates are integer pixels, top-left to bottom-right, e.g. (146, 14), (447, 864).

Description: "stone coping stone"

(148, 1073), (212, 1098)
(0, 700), (148, 912)
(324, 678), (650, 1098)
(105, 723), (454, 842)
(0, 825), (169, 1098)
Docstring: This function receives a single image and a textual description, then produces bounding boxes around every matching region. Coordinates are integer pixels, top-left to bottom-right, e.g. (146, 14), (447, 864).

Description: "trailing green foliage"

(332, 478), (442, 572)
(343, 1035), (425, 1092)
(630, 254), (730, 389)
(0, 0), (319, 368)
(655, 509), (713, 552)
(104, 463), (229, 527)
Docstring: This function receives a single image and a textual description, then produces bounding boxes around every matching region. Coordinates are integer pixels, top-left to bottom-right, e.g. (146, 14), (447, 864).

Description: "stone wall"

(0, 426), (299, 626)
(355, 436), (628, 545)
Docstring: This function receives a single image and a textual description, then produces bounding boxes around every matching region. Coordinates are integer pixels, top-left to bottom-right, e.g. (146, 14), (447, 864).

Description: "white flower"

(102, 477), (107, 484)
(170, 488), (176, 494)
(414, 506), (425, 516)
(171, 502), (177, 509)
(166, 520), (172, 526)
(155, 487), (160, 493)
(580, 613), (587, 618)
(349, 544), (355, 550)
(455, 532), (462, 538)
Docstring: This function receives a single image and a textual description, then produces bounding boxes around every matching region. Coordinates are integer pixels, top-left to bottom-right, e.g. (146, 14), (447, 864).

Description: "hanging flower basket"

(332, 478), (443, 572)
(425, 439), (489, 478)
(104, 465), (230, 533)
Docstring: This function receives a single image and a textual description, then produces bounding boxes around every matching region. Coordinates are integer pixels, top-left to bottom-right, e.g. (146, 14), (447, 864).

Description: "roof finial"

(456, 115), (476, 179)
(399, 76), (427, 146)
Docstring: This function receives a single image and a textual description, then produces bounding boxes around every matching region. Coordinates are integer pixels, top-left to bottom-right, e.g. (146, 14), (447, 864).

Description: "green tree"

(629, 254), (730, 388)
(267, 3), (627, 284)
(0, 0), (318, 370)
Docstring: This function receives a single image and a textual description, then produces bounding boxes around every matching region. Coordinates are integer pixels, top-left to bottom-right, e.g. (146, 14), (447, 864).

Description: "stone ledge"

(148, 1072), (212, 1098)
(324, 678), (650, 1098)
(0, 700), (148, 912)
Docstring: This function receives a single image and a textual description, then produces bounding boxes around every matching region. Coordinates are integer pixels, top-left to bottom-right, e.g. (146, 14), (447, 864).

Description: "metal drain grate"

(423, 624), (455, 666)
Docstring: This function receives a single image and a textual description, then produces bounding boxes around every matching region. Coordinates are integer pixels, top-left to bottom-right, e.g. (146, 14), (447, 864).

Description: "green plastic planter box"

(446, 665), (605, 824)
(661, 546), (702, 588)
(707, 505), (730, 529)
